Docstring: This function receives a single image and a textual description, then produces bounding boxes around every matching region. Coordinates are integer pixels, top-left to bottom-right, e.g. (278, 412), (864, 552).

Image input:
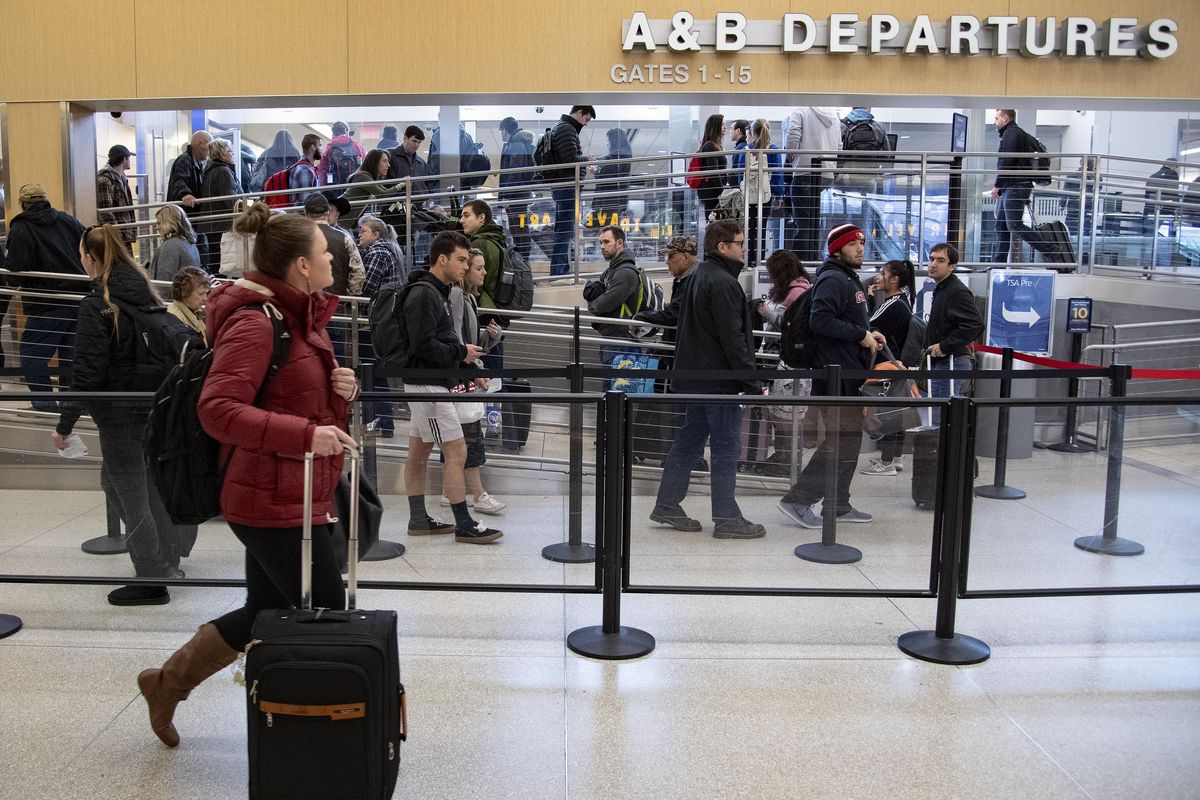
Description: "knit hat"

(827, 223), (864, 256)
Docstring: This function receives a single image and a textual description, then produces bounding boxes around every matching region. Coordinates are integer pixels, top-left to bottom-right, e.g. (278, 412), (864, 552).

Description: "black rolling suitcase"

(501, 377), (532, 451)
(911, 353), (949, 509)
(1028, 203), (1076, 266)
(245, 450), (406, 800)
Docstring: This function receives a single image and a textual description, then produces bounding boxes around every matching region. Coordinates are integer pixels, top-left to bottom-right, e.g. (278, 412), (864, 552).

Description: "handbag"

(860, 345), (921, 438)
(610, 352), (660, 394)
(452, 382), (485, 423)
(331, 469), (382, 570)
(767, 362), (810, 423)
(219, 230), (254, 277)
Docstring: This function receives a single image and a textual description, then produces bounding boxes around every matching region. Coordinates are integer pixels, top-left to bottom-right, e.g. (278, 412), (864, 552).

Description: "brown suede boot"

(137, 623), (239, 747)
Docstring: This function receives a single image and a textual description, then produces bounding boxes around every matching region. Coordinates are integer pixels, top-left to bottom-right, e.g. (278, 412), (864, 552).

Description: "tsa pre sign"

(986, 270), (1054, 355)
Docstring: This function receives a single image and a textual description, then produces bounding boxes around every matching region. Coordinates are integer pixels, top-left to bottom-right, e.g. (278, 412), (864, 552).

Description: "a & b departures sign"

(987, 269), (1055, 355)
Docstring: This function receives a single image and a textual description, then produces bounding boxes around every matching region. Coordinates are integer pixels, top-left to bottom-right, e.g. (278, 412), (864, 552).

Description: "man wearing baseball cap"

(97, 144), (137, 246)
(778, 223), (884, 529)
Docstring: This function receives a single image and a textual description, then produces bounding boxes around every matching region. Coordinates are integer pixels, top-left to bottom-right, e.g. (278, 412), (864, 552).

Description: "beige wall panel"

(4, 103), (67, 224)
(0, 0), (136, 101)
(1003, 2), (1200, 99)
(135, 0), (350, 98)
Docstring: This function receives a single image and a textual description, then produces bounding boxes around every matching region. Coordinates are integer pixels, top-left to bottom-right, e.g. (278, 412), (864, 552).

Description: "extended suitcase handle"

(302, 447), (361, 612)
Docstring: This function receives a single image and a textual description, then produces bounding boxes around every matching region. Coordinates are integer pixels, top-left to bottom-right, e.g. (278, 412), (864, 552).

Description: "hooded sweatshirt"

(499, 129), (538, 196)
(470, 222), (509, 310)
(402, 269), (469, 388)
(4, 200), (87, 296)
(251, 130), (302, 191)
(784, 107), (842, 181)
(587, 249), (643, 339)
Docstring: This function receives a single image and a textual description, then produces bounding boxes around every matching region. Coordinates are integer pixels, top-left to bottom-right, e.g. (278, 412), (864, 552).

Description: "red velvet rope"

(971, 344), (1200, 381)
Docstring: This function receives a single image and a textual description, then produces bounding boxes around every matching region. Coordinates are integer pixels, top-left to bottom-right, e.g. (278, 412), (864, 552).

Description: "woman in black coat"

(199, 138), (244, 274)
(696, 114), (729, 217)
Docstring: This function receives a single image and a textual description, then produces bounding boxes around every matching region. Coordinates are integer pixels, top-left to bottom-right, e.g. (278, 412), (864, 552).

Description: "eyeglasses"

(726, 238), (746, 246)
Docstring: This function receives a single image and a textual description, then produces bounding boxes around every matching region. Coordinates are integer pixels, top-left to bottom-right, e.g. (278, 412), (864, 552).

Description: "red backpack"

(685, 142), (712, 190)
(263, 159), (308, 209)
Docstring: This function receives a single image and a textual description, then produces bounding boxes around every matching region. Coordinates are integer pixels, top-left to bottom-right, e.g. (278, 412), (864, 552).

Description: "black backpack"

(533, 132), (554, 167)
(899, 312), (928, 367)
(145, 303), (291, 525)
(778, 288), (818, 369)
(111, 300), (202, 392)
(842, 121), (887, 152)
(429, 127), (492, 188)
(327, 140), (361, 187)
(1023, 131), (1052, 186)
(492, 244), (534, 312)
(368, 276), (429, 370)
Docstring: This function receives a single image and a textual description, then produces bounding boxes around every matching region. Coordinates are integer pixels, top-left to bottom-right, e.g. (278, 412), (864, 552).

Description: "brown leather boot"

(137, 623), (239, 747)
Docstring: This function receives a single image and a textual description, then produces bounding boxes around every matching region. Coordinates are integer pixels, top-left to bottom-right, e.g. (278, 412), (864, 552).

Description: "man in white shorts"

(401, 231), (503, 544)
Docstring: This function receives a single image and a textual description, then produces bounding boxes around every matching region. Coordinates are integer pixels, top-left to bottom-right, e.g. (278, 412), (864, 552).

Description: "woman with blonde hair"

(136, 201), (358, 749)
(166, 266), (210, 342)
(148, 204), (201, 281)
(52, 224), (185, 605)
(742, 118), (785, 269)
(199, 138), (243, 274)
(439, 247), (506, 514)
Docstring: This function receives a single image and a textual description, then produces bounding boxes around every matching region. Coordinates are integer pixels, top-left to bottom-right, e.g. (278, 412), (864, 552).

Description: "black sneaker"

(713, 518), (767, 540)
(408, 515), (455, 536)
(649, 505), (702, 532)
(107, 585), (170, 606)
(455, 521), (503, 544)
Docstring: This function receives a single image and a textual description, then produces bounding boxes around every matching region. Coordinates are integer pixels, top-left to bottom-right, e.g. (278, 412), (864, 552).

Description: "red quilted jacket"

(198, 271), (349, 528)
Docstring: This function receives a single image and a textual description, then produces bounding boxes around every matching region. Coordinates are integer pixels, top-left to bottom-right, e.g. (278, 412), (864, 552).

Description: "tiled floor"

(0, 444), (1198, 799)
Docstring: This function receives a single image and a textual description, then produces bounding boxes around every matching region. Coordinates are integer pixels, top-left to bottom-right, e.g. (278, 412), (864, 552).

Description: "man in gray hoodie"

(784, 107), (841, 259)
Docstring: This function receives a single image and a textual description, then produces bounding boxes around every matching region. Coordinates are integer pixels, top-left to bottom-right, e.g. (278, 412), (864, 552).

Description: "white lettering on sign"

(620, 13), (1181, 58)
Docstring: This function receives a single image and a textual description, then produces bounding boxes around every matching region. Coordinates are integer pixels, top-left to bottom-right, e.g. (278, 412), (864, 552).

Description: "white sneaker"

(473, 492), (508, 515)
(861, 459), (899, 476)
(440, 495), (475, 507)
(892, 458), (904, 472)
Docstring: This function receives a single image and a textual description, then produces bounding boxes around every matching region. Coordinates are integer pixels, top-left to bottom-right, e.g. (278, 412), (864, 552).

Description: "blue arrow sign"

(986, 270), (1055, 355)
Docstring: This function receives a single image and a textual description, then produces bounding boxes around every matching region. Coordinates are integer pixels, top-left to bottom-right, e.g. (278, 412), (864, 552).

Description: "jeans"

(20, 302), (76, 401)
(782, 384), (864, 515)
(551, 187), (575, 276)
(95, 410), (181, 578)
(656, 403), (743, 521)
(929, 354), (972, 424)
(211, 523), (346, 650)
(504, 202), (532, 263)
(359, 329), (393, 435)
(993, 186), (1049, 262)
(787, 172), (823, 260)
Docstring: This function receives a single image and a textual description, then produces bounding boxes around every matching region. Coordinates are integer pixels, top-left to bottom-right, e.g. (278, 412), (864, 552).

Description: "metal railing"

(68, 147), (1200, 282)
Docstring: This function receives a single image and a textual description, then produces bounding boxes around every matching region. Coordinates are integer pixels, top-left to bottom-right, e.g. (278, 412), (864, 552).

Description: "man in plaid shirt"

(96, 145), (137, 247)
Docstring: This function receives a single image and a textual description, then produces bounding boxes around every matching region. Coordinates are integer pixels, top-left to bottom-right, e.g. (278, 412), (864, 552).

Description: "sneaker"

(778, 501), (823, 529)
(836, 508), (874, 524)
(107, 585), (170, 606)
(892, 458), (904, 472)
(649, 504), (702, 532)
(455, 521), (504, 544)
(407, 515), (456, 536)
(861, 459), (898, 477)
(713, 517), (767, 539)
(473, 493), (508, 515)
(440, 495), (475, 507)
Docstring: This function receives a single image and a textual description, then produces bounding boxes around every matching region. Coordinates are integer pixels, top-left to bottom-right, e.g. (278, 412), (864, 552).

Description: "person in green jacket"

(459, 199), (510, 369)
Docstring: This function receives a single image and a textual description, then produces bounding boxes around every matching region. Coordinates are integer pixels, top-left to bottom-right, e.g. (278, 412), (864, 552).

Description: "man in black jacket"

(498, 117), (537, 261)
(546, 105), (596, 279)
(167, 130), (213, 264)
(649, 220), (766, 540)
(779, 223), (883, 529)
(923, 242), (983, 412)
(991, 109), (1056, 263)
(5, 184), (87, 410)
(401, 231), (501, 545)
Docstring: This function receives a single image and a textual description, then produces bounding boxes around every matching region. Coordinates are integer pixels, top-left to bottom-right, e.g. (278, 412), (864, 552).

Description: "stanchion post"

(568, 391), (655, 659)
(1074, 364), (1144, 556)
(543, 308), (597, 564)
(1047, 332), (1096, 453)
(81, 496), (129, 555)
(898, 396), (991, 665)
(795, 364), (862, 564)
(975, 347), (1026, 500)
(356, 364), (405, 561)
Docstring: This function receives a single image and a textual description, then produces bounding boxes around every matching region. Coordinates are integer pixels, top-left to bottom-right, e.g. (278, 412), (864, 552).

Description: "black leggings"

(211, 522), (346, 650)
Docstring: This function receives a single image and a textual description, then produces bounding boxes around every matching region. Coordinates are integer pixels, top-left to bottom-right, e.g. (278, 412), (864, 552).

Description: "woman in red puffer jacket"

(136, 202), (360, 749)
